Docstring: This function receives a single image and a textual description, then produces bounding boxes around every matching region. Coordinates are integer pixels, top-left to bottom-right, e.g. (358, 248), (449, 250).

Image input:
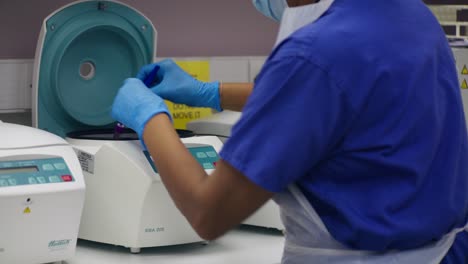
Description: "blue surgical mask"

(252, 0), (288, 22)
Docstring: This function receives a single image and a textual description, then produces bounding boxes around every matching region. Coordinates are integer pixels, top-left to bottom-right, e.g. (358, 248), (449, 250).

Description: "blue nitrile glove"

(137, 59), (222, 111)
(111, 78), (171, 138)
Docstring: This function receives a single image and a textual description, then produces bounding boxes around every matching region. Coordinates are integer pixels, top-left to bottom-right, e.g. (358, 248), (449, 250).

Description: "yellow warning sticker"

(462, 79), (468, 89)
(462, 65), (468, 75)
(23, 207), (31, 214)
(167, 61), (213, 129)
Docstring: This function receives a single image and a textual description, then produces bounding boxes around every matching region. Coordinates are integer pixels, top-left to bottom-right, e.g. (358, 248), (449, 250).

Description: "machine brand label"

(75, 149), (95, 174)
(145, 227), (165, 233)
(48, 239), (71, 251)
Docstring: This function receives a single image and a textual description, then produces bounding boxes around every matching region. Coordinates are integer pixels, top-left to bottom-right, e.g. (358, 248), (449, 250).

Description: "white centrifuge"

(451, 43), (468, 129)
(0, 121), (85, 264)
(32, 0), (223, 253)
(187, 111), (284, 231)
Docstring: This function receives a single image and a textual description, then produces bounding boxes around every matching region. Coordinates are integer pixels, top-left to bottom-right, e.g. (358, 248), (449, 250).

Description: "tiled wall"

(428, 5), (468, 39)
(0, 60), (33, 113)
(165, 57), (267, 83)
(0, 57), (267, 126)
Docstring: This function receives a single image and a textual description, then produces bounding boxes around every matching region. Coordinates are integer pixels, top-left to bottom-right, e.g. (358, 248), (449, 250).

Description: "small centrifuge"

(32, 0), (223, 253)
(0, 121), (85, 264)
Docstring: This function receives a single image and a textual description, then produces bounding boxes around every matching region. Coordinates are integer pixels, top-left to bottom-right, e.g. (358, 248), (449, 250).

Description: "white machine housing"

(187, 111), (284, 231)
(0, 122), (85, 264)
(67, 135), (223, 253)
(452, 45), (468, 129)
(32, 0), (222, 253)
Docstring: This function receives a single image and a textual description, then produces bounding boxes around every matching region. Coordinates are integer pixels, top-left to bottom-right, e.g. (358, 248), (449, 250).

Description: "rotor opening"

(79, 61), (96, 80)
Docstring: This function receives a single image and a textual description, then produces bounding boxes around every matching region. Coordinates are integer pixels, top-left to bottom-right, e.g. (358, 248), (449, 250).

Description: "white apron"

(273, 185), (468, 264)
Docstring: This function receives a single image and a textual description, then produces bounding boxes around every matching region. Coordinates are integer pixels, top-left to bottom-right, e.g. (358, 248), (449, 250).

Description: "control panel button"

(42, 164), (55, 171)
(37, 177), (46, 184)
(206, 151), (217, 158)
(0, 179), (8, 186)
(202, 163), (214, 169)
(196, 152), (208, 159)
(49, 176), (61, 183)
(8, 179), (17, 186)
(61, 175), (73, 182)
(53, 163), (66, 170)
(28, 177), (38, 184)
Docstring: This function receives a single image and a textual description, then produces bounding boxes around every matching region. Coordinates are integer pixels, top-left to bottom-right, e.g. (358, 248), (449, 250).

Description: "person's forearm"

(142, 113), (272, 240)
(142, 114), (241, 239)
(143, 114), (209, 224)
(219, 83), (253, 111)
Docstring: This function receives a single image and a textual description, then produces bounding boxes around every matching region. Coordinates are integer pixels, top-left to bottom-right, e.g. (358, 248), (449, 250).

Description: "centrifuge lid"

(33, 0), (156, 138)
(0, 122), (67, 149)
(186, 111), (241, 137)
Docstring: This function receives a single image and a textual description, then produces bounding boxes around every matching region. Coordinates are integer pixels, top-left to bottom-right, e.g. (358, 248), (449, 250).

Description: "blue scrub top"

(220, 0), (468, 256)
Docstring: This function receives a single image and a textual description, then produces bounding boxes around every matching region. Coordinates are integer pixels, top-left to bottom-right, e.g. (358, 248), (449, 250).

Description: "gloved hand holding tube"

(111, 78), (172, 146)
(113, 65), (161, 139)
(137, 59), (222, 111)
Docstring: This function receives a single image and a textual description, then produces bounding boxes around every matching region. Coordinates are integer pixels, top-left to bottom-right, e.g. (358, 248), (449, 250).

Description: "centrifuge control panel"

(144, 145), (220, 173)
(0, 157), (74, 187)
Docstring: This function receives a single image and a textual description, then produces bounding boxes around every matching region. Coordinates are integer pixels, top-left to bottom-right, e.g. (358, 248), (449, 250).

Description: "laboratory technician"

(111, 0), (468, 263)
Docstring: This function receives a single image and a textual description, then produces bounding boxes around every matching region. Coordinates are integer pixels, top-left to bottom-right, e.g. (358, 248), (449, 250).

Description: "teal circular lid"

(35, 1), (155, 137)
(56, 26), (144, 126)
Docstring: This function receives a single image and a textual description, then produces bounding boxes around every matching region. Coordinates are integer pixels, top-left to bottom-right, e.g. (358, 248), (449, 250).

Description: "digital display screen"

(0, 166), (39, 175)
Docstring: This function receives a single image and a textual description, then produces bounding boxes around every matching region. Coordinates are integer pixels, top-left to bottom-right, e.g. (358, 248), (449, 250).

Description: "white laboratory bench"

(62, 226), (284, 264)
